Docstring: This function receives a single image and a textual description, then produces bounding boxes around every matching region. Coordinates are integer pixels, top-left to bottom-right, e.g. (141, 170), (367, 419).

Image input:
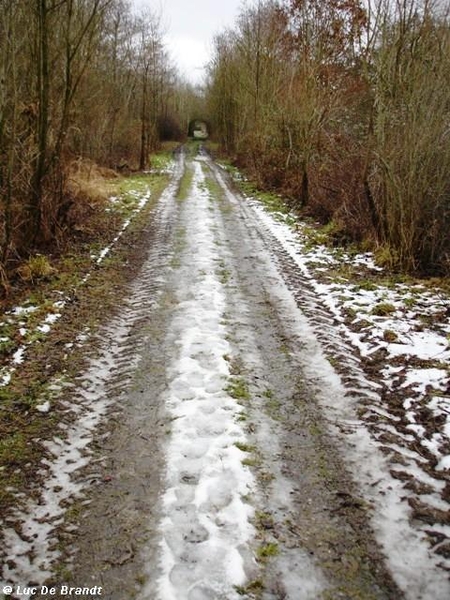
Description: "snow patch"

(35, 400), (51, 414)
(246, 197), (450, 599)
(141, 159), (256, 600)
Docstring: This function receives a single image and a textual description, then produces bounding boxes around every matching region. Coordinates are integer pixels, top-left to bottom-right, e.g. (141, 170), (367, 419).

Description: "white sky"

(133, 0), (244, 85)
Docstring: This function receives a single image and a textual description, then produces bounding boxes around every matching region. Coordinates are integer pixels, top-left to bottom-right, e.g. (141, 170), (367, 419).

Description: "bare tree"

(368, 0), (450, 271)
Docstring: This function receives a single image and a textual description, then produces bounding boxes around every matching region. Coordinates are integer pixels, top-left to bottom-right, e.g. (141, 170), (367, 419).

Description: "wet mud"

(8, 148), (447, 600)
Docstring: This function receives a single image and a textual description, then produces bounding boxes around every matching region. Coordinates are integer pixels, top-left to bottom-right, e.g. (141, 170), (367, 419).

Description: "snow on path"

(0, 159), (185, 597)
(241, 196), (450, 600)
(1, 323), (130, 588)
(140, 159), (256, 600)
(0, 177), (159, 390)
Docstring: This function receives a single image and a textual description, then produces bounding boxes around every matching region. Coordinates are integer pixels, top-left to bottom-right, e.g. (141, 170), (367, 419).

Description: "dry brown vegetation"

(1, 0), (448, 286)
(0, 0), (194, 291)
(206, 0), (450, 275)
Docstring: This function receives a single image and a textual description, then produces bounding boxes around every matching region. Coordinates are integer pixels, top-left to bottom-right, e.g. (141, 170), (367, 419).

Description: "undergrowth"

(0, 148), (173, 515)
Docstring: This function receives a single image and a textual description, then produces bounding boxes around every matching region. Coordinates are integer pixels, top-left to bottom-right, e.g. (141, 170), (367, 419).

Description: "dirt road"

(2, 148), (449, 600)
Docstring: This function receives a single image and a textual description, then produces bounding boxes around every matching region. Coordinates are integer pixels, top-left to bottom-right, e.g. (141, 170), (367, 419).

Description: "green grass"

(176, 165), (194, 201)
(106, 166), (170, 220)
(257, 542), (279, 561)
(235, 580), (264, 596)
(17, 255), (55, 283)
(343, 306), (357, 320)
(0, 410), (57, 507)
(186, 140), (203, 155)
(0, 338), (15, 356)
(234, 441), (256, 453)
(243, 182), (289, 216)
(225, 377), (251, 401)
(326, 355), (339, 368)
(371, 302), (396, 316)
(354, 280), (378, 292)
(265, 397), (281, 419)
(217, 267), (231, 284)
(309, 422), (322, 436)
(255, 511), (275, 531)
(150, 151), (174, 171)
(242, 456), (261, 467)
(236, 412), (248, 422)
(258, 470), (275, 484)
(404, 296), (417, 308)
(0, 148), (175, 526)
(169, 226), (187, 269)
(114, 173), (151, 195)
(201, 164), (223, 198)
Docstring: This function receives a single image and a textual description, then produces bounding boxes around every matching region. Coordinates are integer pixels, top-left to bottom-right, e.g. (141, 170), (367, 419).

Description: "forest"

(0, 0), (195, 288)
(1, 0), (449, 286)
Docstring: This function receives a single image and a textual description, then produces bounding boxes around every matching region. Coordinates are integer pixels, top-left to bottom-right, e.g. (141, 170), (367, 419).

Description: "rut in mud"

(1, 148), (449, 600)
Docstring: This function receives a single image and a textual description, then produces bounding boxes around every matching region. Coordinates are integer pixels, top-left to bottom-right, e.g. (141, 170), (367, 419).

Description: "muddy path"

(2, 148), (449, 600)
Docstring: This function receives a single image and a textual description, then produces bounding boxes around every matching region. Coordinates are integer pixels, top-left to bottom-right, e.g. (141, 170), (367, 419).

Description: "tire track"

(0, 155), (185, 595)
(211, 156), (450, 599)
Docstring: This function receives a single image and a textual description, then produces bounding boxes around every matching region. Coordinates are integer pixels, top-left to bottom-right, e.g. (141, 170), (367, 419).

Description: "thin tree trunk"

(30, 0), (50, 243)
(139, 71), (148, 170)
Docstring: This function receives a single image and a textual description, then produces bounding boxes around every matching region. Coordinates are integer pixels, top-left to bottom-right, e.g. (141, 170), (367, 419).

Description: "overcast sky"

(133, 0), (244, 85)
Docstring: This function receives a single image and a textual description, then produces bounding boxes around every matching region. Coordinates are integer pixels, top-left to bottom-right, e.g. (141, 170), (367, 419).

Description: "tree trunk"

(30, 0), (50, 244)
(139, 71), (148, 170)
